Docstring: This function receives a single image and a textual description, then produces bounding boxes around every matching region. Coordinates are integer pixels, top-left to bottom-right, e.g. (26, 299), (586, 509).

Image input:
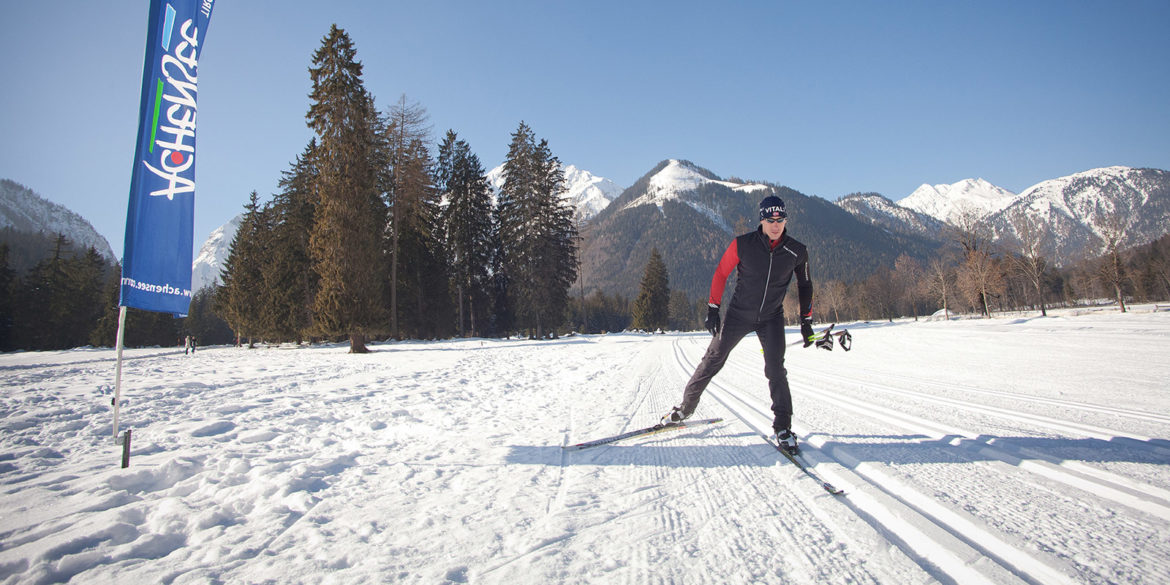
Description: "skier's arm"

(708, 239), (738, 305)
(796, 252), (813, 319)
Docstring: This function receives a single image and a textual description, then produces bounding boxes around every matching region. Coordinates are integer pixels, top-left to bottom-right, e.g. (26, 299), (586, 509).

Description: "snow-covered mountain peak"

(900, 178), (1018, 224)
(486, 162), (621, 222)
(559, 164), (624, 221)
(625, 159), (769, 213)
(191, 213), (243, 292)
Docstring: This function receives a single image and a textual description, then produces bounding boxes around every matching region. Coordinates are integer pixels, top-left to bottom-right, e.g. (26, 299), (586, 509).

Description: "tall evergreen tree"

(263, 140), (319, 342)
(632, 248), (670, 331)
(183, 286), (235, 346)
(383, 95), (432, 339)
(306, 25), (387, 352)
(215, 191), (269, 346)
(393, 137), (452, 339)
(9, 235), (110, 350)
(0, 243), (13, 350)
(496, 122), (578, 338)
(436, 130), (494, 337)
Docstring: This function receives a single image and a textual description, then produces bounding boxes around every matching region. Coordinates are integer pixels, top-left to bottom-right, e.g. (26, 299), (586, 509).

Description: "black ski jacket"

(709, 227), (813, 324)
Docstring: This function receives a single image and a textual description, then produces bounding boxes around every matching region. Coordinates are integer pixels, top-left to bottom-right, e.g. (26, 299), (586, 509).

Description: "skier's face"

(761, 217), (786, 240)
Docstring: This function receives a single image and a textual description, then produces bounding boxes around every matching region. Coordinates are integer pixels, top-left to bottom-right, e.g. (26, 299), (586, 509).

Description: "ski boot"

(660, 406), (688, 426)
(773, 429), (799, 455)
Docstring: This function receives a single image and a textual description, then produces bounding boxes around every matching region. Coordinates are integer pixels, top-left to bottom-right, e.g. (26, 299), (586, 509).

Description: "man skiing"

(662, 195), (815, 454)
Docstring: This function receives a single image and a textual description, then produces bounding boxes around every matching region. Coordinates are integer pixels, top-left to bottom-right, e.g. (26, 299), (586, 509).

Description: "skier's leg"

(758, 317), (792, 431)
(679, 318), (752, 417)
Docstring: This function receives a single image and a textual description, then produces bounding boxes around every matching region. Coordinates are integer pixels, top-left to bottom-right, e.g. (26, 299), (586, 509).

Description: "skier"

(661, 195), (815, 454)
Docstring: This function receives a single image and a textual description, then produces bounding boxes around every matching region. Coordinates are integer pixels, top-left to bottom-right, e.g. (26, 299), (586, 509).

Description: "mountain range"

(845, 166), (1170, 264)
(4, 161), (1168, 305)
(0, 179), (118, 264)
(579, 159), (942, 303)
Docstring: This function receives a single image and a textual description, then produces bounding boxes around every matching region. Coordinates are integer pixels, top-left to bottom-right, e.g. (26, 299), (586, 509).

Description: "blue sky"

(2, 1), (1168, 258)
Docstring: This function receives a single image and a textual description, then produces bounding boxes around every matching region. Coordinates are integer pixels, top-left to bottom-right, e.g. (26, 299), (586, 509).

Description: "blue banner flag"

(121, 0), (214, 316)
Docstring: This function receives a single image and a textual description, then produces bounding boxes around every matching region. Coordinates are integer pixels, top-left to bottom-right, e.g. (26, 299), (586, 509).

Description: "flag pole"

(112, 305), (128, 440)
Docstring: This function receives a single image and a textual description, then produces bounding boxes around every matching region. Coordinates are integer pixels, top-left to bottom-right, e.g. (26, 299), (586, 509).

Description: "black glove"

(705, 304), (721, 337)
(801, 316), (815, 348)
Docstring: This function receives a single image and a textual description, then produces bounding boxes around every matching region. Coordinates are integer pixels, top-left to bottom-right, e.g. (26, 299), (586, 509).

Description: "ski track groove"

(784, 370), (1170, 523)
(666, 338), (897, 585)
(791, 366), (1170, 454)
(672, 336), (1082, 585)
(812, 367), (1170, 426)
(680, 333), (1170, 585)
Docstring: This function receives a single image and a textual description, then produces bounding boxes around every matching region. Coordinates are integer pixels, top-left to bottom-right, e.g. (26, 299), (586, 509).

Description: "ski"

(764, 434), (845, 496)
(564, 418), (724, 451)
(788, 323), (852, 351)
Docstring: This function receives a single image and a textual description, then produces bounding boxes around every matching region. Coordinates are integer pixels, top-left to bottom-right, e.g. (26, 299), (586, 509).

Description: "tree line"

(795, 210), (1170, 324)
(0, 234), (193, 351)
(4, 201), (1165, 352)
(211, 25), (579, 351)
(4, 26), (1168, 350)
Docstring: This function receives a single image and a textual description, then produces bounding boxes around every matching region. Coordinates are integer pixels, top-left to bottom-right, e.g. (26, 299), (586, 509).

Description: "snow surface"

(2, 307), (1170, 584)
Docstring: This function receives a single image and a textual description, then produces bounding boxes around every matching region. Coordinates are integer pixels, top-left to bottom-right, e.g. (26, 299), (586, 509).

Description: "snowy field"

(2, 306), (1169, 585)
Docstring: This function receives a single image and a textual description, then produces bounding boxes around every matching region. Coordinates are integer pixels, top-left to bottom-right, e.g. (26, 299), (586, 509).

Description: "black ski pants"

(678, 315), (792, 432)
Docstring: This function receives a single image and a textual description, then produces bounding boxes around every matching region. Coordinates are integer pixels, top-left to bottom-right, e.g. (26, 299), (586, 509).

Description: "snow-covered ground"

(2, 306), (1169, 584)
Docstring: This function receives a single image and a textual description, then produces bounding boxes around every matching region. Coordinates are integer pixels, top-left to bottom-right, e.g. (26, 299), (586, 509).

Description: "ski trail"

(672, 336), (1080, 585)
(811, 367), (1170, 425)
(786, 370), (1170, 522)
(662, 337), (923, 584)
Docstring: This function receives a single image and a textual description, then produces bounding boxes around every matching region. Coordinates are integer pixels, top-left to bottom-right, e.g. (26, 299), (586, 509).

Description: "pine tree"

(393, 137), (452, 339)
(496, 122), (579, 338)
(263, 140), (319, 342)
(632, 248), (670, 331)
(215, 192), (269, 346)
(384, 95), (432, 339)
(182, 287), (235, 346)
(667, 289), (695, 331)
(0, 243), (13, 350)
(306, 25), (387, 352)
(436, 130), (494, 337)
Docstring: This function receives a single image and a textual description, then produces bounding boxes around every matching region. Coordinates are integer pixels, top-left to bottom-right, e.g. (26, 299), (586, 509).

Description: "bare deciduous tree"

(816, 280), (847, 323)
(956, 249), (1004, 317)
(893, 254), (925, 321)
(1005, 210), (1052, 316)
(1095, 207), (1132, 312)
(926, 256), (955, 320)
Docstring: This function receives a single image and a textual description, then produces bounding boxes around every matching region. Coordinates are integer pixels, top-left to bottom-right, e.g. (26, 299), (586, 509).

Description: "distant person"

(661, 195), (815, 453)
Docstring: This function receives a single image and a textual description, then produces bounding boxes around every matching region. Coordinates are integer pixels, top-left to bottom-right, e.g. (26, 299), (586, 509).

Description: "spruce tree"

(436, 130), (494, 337)
(393, 137), (452, 339)
(215, 191), (269, 346)
(263, 140), (319, 342)
(0, 243), (13, 350)
(632, 248), (670, 331)
(383, 95), (432, 339)
(496, 122), (578, 338)
(306, 25), (387, 352)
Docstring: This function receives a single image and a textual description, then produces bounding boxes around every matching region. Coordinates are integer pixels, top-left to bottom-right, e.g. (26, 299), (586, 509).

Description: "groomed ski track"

(2, 312), (1168, 584)
(534, 319), (1170, 585)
